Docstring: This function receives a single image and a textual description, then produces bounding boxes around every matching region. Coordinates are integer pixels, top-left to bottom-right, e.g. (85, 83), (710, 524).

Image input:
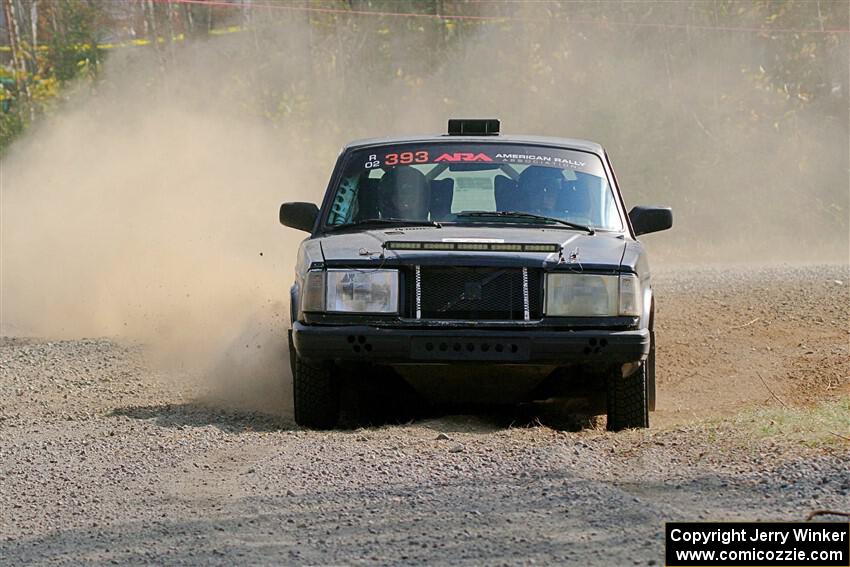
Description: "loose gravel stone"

(0, 265), (847, 566)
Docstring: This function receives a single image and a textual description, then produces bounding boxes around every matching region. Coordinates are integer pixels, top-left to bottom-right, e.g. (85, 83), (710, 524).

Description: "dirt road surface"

(1, 265), (848, 565)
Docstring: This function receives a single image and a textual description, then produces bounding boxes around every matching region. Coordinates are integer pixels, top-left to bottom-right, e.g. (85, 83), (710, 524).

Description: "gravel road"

(1, 265), (848, 566)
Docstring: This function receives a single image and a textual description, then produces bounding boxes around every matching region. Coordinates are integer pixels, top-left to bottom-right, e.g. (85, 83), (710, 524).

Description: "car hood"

(317, 225), (626, 270)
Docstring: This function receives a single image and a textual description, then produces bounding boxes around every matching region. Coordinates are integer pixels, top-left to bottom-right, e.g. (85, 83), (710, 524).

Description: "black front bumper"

(292, 322), (649, 365)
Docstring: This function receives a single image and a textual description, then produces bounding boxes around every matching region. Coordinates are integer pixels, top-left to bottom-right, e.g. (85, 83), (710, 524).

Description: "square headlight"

(546, 273), (619, 316)
(545, 273), (641, 317)
(326, 269), (399, 313)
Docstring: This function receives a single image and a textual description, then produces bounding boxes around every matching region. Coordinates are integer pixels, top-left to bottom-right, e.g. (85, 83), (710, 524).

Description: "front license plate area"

(410, 337), (530, 361)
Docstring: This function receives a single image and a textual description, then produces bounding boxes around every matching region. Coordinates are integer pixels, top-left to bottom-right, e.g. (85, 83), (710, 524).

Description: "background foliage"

(1, 0), (848, 258)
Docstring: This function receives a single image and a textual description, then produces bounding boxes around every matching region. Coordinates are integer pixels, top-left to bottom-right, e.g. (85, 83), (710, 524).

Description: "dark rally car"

(280, 119), (672, 430)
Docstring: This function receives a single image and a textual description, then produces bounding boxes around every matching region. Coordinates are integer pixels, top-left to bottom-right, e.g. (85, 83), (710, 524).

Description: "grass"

(732, 397), (850, 447)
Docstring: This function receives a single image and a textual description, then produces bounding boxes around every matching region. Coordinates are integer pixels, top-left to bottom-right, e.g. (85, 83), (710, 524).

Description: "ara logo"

(433, 152), (494, 162)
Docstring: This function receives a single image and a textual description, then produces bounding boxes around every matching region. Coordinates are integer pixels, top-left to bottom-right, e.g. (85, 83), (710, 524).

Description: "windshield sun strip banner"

(383, 241), (562, 253)
(355, 143), (602, 174)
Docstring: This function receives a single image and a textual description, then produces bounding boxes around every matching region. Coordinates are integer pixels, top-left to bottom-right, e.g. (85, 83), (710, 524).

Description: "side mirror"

(279, 202), (319, 232)
(629, 206), (673, 236)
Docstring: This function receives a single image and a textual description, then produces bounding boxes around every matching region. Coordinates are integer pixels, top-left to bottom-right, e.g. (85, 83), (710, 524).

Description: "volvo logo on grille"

(464, 281), (483, 300)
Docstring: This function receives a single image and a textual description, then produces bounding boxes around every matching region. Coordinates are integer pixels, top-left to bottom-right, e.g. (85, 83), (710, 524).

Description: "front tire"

(293, 355), (340, 429)
(606, 362), (649, 431)
(647, 303), (656, 411)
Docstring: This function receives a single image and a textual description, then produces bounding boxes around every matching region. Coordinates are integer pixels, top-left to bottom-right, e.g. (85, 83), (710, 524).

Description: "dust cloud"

(0, 99), (301, 412)
(0, 43), (317, 413)
(1, 5), (847, 412)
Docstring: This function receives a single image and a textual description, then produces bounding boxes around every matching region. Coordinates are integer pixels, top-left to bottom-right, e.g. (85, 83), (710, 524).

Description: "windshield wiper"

(455, 211), (594, 234)
(326, 218), (442, 231)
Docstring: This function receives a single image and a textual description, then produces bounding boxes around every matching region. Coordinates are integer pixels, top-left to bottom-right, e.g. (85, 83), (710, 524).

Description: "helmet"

(378, 166), (430, 220)
(518, 166), (564, 212)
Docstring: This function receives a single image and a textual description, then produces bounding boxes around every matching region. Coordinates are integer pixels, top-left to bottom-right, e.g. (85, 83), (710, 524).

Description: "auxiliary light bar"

(383, 241), (561, 253)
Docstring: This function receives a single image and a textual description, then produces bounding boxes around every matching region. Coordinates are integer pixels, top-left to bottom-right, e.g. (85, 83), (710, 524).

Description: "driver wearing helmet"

(518, 166), (565, 216)
(378, 166), (431, 220)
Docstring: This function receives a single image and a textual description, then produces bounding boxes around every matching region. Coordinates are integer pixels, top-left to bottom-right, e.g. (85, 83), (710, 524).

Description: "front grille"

(415, 267), (542, 320)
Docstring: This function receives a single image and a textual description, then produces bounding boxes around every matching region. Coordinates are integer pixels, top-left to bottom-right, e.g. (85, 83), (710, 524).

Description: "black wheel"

(606, 362), (649, 431)
(647, 305), (656, 412)
(287, 329), (296, 376)
(293, 355), (340, 429)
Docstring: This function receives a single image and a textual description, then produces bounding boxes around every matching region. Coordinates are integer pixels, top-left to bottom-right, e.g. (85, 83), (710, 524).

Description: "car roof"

(342, 134), (606, 156)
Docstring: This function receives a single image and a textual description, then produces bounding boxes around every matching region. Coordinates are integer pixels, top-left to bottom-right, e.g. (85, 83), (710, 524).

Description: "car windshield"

(324, 143), (623, 231)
